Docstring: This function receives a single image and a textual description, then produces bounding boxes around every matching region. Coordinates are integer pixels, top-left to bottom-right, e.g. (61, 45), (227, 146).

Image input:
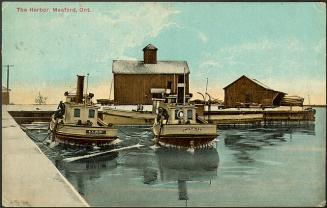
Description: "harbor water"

(26, 107), (325, 207)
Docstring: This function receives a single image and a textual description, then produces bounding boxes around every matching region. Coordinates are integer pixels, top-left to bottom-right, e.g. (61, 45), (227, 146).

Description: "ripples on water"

(25, 108), (325, 207)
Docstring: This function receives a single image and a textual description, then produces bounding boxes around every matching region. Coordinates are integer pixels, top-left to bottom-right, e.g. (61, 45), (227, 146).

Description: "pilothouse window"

(74, 108), (80, 117)
(187, 109), (193, 120)
(89, 109), (95, 118)
(175, 109), (184, 120)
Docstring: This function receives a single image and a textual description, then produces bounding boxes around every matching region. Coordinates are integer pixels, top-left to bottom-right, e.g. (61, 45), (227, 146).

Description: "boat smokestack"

(76, 75), (85, 103)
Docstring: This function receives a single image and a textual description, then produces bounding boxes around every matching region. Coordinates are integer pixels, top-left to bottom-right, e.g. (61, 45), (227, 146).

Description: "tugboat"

(49, 75), (118, 149)
(152, 91), (218, 150)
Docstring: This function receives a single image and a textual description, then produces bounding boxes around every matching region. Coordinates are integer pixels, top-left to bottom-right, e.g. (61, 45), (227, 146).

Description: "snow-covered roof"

(112, 60), (190, 74)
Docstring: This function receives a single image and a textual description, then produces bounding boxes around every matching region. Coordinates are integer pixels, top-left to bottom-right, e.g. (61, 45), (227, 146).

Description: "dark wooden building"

(223, 75), (286, 108)
(2, 86), (10, 105)
(113, 44), (190, 105)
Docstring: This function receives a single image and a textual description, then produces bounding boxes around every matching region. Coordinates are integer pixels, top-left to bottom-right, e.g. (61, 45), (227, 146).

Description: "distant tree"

(35, 92), (47, 105)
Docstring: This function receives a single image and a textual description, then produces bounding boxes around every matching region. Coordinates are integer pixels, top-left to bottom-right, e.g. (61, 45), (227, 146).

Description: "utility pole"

(2, 65), (14, 92)
(183, 67), (186, 106)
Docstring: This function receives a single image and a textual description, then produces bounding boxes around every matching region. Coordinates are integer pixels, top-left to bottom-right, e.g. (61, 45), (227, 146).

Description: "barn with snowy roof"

(112, 44), (190, 105)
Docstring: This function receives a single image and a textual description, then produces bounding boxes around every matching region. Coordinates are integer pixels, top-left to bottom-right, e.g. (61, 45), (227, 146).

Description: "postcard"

(2, 2), (326, 207)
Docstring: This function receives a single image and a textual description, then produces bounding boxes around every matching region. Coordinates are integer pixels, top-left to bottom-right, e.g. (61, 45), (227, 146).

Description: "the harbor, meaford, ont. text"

(16, 7), (91, 13)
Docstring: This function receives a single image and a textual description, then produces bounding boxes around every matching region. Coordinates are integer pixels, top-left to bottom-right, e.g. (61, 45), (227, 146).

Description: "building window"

(178, 75), (184, 83)
(74, 108), (80, 117)
(152, 93), (163, 99)
(167, 81), (172, 90)
(187, 109), (193, 120)
(89, 109), (95, 118)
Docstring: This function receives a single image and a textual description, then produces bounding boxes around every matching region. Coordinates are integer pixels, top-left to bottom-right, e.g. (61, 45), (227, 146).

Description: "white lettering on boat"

(183, 127), (202, 132)
(86, 130), (106, 135)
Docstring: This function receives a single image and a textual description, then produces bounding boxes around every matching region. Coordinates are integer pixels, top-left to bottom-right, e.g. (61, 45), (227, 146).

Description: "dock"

(202, 106), (316, 127)
(2, 105), (89, 207)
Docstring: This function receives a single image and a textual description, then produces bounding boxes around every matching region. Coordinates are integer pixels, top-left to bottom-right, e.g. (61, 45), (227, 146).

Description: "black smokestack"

(76, 75), (85, 103)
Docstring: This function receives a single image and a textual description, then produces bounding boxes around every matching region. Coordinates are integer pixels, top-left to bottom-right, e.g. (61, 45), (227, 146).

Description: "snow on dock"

(2, 106), (89, 207)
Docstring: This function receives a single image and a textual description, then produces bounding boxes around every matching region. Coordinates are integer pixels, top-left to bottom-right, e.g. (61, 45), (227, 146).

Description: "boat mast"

(183, 67), (186, 105)
(205, 77), (208, 102)
(174, 74), (176, 103)
(109, 77), (113, 100)
(86, 73), (89, 106)
(308, 94), (311, 106)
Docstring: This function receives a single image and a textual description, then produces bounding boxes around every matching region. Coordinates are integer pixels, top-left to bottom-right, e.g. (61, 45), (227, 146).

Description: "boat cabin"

(63, 92), (98, 126)
(64, 103), (99, 125)
(162, 104), (197, 125)
(155, 92), (197, 125)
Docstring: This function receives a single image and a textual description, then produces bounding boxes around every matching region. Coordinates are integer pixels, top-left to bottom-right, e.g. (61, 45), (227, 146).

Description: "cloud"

(197, 38), (325, 79)
(94, 3), (180, 59)
(198, 32), (208, 43)
(193, 38), (326, 104)
(313, 37), (326, 54)
(4, 2), (180, 65)
(3, 3), (180, 104)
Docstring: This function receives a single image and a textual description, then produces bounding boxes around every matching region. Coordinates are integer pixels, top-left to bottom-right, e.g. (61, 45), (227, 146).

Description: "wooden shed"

(113, 44), (190, 105)
(223, 75), (286, 108)
(2, 86), (10, 105)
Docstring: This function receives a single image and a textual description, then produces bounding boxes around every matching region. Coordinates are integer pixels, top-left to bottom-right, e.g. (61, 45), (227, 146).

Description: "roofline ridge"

(113, 60), (188, 62)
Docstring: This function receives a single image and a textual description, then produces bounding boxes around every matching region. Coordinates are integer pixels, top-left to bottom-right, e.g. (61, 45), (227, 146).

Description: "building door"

(245, 93), (251, 103)
(177, 87), (184, 104)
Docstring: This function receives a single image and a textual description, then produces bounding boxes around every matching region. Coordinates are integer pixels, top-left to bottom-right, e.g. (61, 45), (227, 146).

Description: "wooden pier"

(201, 106), (316, 127)
(6, 104), (316, 128)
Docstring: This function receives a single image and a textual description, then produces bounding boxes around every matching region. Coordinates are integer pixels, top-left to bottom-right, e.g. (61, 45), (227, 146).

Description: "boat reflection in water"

(56, 152), (119, 196)
(154, 148), (219, 206)
(223, 124), (315, 164)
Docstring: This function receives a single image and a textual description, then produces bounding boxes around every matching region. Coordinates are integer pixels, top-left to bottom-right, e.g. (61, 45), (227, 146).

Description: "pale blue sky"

(2, 2), (326, 104)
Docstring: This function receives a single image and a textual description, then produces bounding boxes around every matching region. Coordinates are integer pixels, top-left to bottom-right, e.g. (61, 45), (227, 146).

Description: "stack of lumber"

(281, 95), (304, 106)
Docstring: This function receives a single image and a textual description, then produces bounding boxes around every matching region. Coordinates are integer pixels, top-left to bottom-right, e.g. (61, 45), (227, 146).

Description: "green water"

(33, 108), (325, 207)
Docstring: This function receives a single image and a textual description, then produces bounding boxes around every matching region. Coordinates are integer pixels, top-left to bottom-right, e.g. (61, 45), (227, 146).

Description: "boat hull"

(50, 118), (118, 147)
(153, 123), (218, 149)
